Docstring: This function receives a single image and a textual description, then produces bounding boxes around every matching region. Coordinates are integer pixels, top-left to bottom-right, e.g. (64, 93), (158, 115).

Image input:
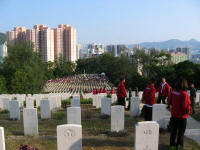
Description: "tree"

(54, 55), (75, 78)
(2, 42), (47, 94)
(0, 75), (7, 94)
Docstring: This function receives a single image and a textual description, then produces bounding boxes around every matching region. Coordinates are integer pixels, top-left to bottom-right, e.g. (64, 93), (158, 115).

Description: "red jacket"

(117, 81), (127, 98)
(158, 82), (170, 97)
(103, 89), (108, 94)
(143, 84), (156, 106)
(170, 90), (191, 119)
(110, 89), (114, 94)
(93, 89), (96, 95)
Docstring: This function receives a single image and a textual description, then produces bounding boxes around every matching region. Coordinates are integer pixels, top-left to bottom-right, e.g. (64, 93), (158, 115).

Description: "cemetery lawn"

(0, 105), (200, 150)
(191, 104), (200, 121)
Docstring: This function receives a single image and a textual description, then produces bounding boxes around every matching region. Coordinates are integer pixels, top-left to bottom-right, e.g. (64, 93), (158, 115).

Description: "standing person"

(127, 88), (132, 110)
(190, 83), (196, 114)
(142, 78), (157, 121)
(117, 77), (127, 106)
(110, 88), (114, 94)
(158, 77), (170, 104)
(170, 78), (191, 149)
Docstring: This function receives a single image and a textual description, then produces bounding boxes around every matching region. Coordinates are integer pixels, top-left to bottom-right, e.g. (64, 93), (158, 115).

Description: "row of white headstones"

(0, 93), (170, 150)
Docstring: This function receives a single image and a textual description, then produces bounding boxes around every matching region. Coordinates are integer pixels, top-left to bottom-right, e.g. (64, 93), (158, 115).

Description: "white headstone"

(9, 100), (20, 120)
(96, 95), (102, 108)
(138, 91), (143, 100)
(71, 97), (80, 107)
(49, 96), (57, 110)
(67, 107), (81, 125)
(135, 121), (159, 150)
(57, 124), (82, 150)
(152, 104), (167, 128)
(101, 97), (111, 116)
(23, 108), (38, 136)
(26, 97), (34, 108)
(111, 105), (124, 132)
(0, 98), (10, 110)
(0, 127), (5, 150)
(40, 100), (51, 119)
(130, 97), (140, 117)
(92, 95), (97, 107)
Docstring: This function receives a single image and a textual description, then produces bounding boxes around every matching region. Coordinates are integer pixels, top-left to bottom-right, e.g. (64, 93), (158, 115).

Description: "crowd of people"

(116, 76), (196, 150)
(44, 74), (113, 93)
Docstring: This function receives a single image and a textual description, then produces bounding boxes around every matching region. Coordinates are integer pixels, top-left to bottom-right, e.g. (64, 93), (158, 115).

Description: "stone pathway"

(185, 116), (200, 145)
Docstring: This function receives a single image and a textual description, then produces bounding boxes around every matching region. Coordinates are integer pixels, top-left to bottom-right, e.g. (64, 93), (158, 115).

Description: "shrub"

(107, 94), (111, 98)
(61, 99), (70, 108)
(0, 110), (9, 114)
(61, 98), (93, 108)
(81, 98), (92, 104)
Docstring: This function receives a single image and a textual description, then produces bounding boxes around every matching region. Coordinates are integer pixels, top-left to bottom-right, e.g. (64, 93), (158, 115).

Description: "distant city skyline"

(1, 0), (200, 44)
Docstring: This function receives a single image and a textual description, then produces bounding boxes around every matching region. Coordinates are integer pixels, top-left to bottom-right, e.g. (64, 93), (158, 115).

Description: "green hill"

(0, 32), (6, 45)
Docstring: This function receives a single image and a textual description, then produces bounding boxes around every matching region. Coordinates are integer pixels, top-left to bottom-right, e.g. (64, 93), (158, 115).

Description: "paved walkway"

(185, 116), (200, 145)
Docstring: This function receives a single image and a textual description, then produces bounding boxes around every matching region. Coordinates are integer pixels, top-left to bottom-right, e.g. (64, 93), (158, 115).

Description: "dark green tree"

(2, 42), (47, 94)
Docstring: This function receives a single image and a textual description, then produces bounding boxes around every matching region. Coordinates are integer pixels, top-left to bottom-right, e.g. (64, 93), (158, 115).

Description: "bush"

(81, 98), (93, 104)
(107, 94), (111, 98)
(0, 110), (9, 114)
(61, 99), (70, 108)
(61, 98), (93, 108)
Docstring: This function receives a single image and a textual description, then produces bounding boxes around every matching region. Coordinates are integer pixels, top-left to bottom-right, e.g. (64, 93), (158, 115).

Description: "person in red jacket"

(93, 89), (96, 95)
(117, 77), (127, 106)
(157, 77), (170, 104)
(103, 87), (108, 94)
(142, 78), (156, 121)
(169, 78), (191, 149)
(110, 88), (114, 94)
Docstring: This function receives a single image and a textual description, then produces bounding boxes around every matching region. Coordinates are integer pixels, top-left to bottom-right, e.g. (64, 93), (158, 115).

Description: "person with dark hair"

(190, 83), (196, 114)
(142, 78), (156, 121)
(117, 77), (127, 106)
(170, 78), (191, 149)
(157, 77), (170, 104)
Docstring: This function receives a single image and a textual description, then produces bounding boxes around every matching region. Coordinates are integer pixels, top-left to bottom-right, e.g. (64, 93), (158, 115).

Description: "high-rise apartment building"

(175, 47), (191, 59)
(54, 24), (77, 62)
(7, 27), (26, 45)
(7, 24), (77, 62)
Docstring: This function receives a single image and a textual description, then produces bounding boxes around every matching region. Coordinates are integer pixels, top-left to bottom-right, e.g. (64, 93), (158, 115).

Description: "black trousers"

(117, 97), (125, 106)
(157, 96), (166, 104)
(170, 117), (187, 148)
(144, 105), (152, 121)
(190, 97), (195, 114)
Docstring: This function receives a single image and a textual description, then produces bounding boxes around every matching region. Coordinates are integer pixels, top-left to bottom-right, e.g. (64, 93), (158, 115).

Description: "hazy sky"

(1, 0), (200, 44)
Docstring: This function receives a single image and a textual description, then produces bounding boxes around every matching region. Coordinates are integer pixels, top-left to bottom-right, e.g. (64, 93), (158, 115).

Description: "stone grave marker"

(111, 105), (124, 132)
(130, 97), (140, 117)
(67, 107), (81, 125)
(135, 121), (159, 150)
(23, 108), (38, 136)
(9, 100), (20, 120)
(57, 124), (82, 150)
(40, 100), (51, 119)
